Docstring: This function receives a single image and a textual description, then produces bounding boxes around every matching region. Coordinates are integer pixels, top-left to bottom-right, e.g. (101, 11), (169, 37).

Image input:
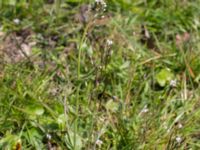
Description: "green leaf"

(25, 105), (45, 116)
(57, 114), (68, 130)
(156, 68), (174, 87)
(0, 134), (20, 149)
(22, 128), (43, 149)
(65, 130), (82, 150)
(5, 0), (16, 5)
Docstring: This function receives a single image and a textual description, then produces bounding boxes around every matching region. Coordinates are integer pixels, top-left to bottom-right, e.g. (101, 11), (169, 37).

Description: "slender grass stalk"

(74, 21), (90, 150)
(55, 0), (61, 14)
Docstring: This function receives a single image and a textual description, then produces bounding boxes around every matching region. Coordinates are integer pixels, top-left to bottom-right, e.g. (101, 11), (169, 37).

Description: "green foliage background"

(0, 0), (200, 149)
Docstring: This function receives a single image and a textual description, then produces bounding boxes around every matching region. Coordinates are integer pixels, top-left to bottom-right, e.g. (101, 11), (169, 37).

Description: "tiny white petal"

(96, 139), (103, 146)
(95, 0), (104, 4)
(176, 136), (182, 143)
(106, 39), (113, 46)
(46, 134), (52, 140)
(139, 105), (149, 116)
(170, 79), (177, 87)
(95, 0), (107, 8)
(167, 129), (171, 133)
(13, 18), (20, 24)
(178, 123), (183, 129)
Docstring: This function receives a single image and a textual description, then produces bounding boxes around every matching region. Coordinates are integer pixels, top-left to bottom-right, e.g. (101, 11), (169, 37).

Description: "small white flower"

(95, 0), (106, 4)
(139, 105), (149, 116)
(95, 0), (103, 2)
(13, 18), (20, 24)
(176, 136), (182, 143)
(96, 139), (103, 146)
(46, 134), (52, 140)
(112, 96), (118, 100)
(178, 123), (183, 129)
(141, 105), (148, 113)
(170, 79), (177, 87)
(95, 0), (107, 8)
(167, 129), (171, 133)
(106, 39), (113, 46)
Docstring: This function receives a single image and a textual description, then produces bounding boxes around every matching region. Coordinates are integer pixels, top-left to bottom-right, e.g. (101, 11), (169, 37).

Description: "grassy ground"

(0, 0), (200, 149)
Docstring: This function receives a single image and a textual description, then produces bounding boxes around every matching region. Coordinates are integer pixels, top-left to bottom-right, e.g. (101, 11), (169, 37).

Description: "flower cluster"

(176, 136), (182, 143)
(95, 0), (107, 11)
(13, 18), (20, 24)
(96, 139), (103, 146)
(95, 0), (107, 7)
(170, 79), (177, 87)
(106, 39), (113, 46)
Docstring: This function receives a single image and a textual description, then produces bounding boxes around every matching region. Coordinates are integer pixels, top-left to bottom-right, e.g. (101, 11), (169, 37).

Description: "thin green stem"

(74, 23), (90, 150)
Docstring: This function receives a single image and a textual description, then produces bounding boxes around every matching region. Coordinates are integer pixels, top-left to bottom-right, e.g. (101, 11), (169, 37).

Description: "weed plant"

(0, 0), (200, 149)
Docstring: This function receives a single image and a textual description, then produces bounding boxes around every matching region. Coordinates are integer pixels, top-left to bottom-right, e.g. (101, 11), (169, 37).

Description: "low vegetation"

(0, 0), (200, 149)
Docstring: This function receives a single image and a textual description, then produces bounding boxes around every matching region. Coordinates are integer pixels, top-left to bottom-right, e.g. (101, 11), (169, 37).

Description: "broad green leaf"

(65, 130), (82, 150)
(57, 114), (68, 130)
(156, 68), (174, 87)
(25, 105), (45, 116)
